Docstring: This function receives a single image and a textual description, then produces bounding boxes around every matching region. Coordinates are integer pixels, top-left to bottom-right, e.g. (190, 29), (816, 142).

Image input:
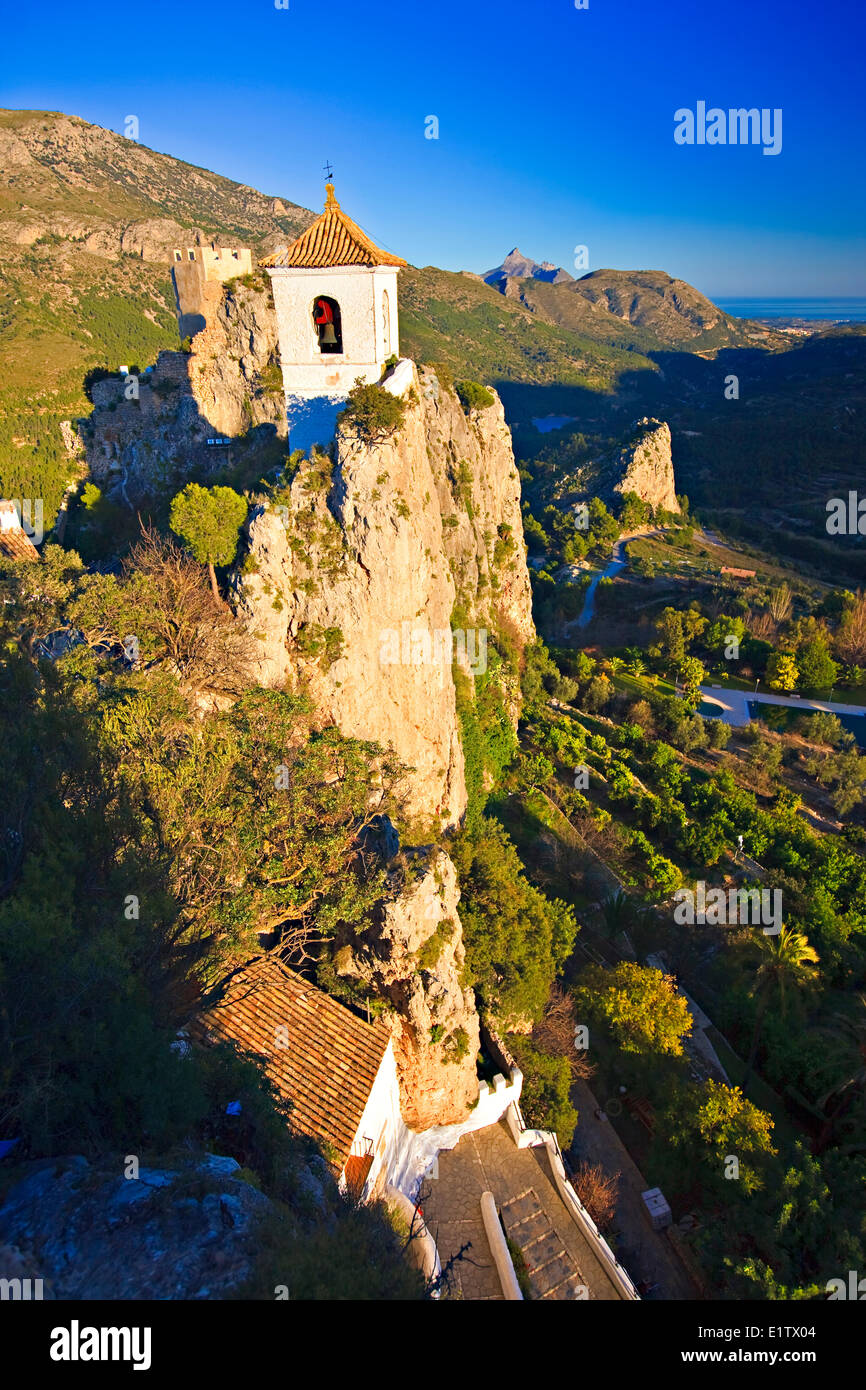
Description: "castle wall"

(171, 246), (253, 340)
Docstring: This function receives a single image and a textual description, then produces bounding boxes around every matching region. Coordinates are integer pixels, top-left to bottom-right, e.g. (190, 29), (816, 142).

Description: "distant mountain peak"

(483, 247), (573, 287)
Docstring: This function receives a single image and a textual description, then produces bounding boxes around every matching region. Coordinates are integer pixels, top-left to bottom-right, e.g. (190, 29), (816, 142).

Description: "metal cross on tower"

(323, 161), (334, 182)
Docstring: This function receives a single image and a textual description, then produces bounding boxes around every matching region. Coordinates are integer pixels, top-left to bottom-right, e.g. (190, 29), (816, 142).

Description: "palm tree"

(599, 889), (632, 939)
(742, 925), (819, 1091)
(598, 889), (653, 951)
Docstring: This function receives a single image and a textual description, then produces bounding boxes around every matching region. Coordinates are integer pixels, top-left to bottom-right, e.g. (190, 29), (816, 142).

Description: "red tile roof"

(0, 502), (38, 562)
(194, 957), (391, 1173)
(262, 185), (406, 271)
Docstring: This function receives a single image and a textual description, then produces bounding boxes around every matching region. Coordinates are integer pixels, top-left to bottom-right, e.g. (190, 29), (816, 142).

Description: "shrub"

(572, 1161), (619, 1231)
(507, 1034), (578, 1145)
(339, 379), (406, 442)
(455, 380), (495, 412)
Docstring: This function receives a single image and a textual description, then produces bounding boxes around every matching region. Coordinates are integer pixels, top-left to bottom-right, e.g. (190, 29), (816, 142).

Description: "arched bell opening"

(312, 295), (343, 354)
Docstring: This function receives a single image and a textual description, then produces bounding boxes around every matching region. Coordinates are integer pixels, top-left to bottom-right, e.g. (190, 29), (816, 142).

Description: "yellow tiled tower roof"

(261, 184), (407, 270)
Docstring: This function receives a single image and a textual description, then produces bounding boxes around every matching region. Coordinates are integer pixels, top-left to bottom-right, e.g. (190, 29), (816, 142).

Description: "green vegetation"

(0, 532), (425, 1297)
(455, 380), (495, 412)
(338, 379), (407, 442)
(170, 482), (248, 600)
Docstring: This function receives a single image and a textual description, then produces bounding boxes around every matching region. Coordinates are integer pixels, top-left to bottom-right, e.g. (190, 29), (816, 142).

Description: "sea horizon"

(714, 296), (866, 322)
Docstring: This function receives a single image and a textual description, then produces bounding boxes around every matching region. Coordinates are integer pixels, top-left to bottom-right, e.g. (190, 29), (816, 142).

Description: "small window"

(188, 249), (196, 261)
(174, 250), (182, 262)
(382, 289), (391, 358)
(312, 295), (343, 354)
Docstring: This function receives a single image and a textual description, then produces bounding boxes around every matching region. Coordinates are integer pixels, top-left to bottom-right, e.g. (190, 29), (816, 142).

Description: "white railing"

(505, 1098), (640, 1301)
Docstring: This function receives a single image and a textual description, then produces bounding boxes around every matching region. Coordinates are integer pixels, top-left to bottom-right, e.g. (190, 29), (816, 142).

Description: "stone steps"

(501, 1186), (588, 1301)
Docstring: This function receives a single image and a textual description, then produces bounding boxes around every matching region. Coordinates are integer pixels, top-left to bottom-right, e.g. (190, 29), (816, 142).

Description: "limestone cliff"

(609, 417), (680, 514)
(419, 368), (535, 653)
(83, 282), (286, 505)
(232, 363), (535, 1132)
(334, 850), (480, 1129)
(233, 363), (534, 827)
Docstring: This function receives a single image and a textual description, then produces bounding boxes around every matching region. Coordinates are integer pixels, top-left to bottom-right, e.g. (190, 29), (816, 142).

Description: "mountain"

(483, 246), (573, 289)
(0, 109), (314, 520)
(398, 263), (653, 392)
(493, 266), (783, 353)
(1, 106), (859, 580)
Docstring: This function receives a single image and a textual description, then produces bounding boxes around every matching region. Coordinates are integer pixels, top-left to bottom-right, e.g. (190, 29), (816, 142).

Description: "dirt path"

(569, 1078), (701, 1300)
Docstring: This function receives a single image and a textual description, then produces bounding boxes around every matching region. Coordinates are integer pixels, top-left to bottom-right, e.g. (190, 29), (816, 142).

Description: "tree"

(583, 675), (612, 713)
(339, 378), (407, 440)
(705, 614), (747, 657)
(796, 635), (838, 691)
(768, 583), (793, 625)
(707, 718), (731, 750)
(455, 379), (495, 412)
(618, 491), (651, 531)
(573, 961), (692, 1057)
(742, 926), (819, 1091)
(835, 590), (866, 667)
(452, 821), (576, 1026)
(766, 650), (799, 692)
(678, 655), (706, 708)
(598, 890), (651, 944)
(69, 528), (256, 698)
(169, 483), (248, 602)
(572, 1161), (619, 1231)
(809, 996), (866, 1151)
(653, 607), (686, 666)
(586, 496), (619, 552)
(651, 1080), (776, 1200)
(797, 711), (853, 748)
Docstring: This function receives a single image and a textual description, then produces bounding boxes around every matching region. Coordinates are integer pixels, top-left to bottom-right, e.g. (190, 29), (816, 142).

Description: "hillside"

(398, 264), (656, 393)
(512, 269), (784, 354)
(0, 109), (313, 520)
(1, 106), (862, 583)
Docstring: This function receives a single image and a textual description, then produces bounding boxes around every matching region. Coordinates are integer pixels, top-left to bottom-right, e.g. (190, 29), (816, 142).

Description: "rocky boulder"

(0, 1154), (284, 1299)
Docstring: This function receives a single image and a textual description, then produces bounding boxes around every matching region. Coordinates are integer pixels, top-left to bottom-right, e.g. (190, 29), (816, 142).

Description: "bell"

(320, 323), (337, 346)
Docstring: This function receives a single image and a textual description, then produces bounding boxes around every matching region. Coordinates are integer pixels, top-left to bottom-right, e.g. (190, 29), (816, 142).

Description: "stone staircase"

(501, 1187), (589, 1300)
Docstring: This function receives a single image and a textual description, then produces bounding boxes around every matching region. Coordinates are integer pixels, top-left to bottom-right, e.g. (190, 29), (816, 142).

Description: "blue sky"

(4, 0), (865, 296)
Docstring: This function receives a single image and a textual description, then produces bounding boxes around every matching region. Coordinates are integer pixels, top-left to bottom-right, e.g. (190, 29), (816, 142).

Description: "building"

(261, 183), (407, 454)
(171, 243), (253, 340)
(0, 501), (39, 561)
(195, 956), (403, 1200)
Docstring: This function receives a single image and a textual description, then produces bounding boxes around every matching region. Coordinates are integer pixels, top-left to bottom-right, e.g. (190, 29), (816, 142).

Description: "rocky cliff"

(334, 849), (480, 1129)
(609, 417), (680, 514)
(233, 363), (534, 828)
(231, 363), (534, 1130)
(84, 281), (286, 503)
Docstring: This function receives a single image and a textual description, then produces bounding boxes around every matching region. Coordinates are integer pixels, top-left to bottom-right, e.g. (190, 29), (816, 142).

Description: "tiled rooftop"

(262, 185), (406, 271)
(195, 956), (392, 1174)
(0, 502), (38, 562)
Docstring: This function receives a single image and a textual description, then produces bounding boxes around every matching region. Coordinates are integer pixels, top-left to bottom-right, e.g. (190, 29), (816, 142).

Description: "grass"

(611, 672), (677, 700)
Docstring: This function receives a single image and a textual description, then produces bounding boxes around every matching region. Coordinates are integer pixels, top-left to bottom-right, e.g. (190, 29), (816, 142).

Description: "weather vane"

(323, 161), (334, 182)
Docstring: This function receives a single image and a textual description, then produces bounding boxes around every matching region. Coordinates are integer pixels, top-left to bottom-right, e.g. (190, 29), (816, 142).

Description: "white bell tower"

(263, 184), (406, 454)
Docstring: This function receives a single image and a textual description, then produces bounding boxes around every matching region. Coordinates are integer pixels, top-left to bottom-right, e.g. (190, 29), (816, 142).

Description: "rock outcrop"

(84, 282), (286, 504)
(0, 1153), (297, 1299)
(234, 363), (534, 827)
(610, 417), (679, 514)
(232, 364), (535, 1133)
(334, 850), (480, 1129)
